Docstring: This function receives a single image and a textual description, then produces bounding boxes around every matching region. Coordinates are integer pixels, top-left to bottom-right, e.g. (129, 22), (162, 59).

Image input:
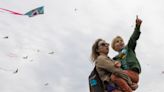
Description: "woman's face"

(97, 40), (109, 55)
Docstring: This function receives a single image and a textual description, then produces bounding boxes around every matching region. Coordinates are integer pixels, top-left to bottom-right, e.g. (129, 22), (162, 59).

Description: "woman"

(91, 38), (133, 92)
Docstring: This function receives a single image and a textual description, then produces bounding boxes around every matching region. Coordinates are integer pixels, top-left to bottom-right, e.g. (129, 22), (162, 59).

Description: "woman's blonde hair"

(111, 36), (123, 51)
(91, 38), (103, 62)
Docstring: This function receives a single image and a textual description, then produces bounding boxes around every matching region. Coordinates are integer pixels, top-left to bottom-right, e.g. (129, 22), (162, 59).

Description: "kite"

(13, 68), (18, 74)
(162, 71), (164, 74)
(0, 67), (18, 73)
(48, 51), (55, 54)
(3, 36), (9, 39)
(0, 6), (44, 17)
(22, 56), (28, 59)
(44, 83), (49, 86)
(25, 6), (44, 17)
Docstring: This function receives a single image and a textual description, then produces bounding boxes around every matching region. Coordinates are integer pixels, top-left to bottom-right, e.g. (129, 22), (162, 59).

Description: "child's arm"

(127, 16), (142, 51)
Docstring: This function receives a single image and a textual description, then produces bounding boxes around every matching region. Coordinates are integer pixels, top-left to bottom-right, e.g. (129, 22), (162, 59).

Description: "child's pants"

(123, 70), (139, 83)
(110, 70), (139, 92)
(110, 75), (132, 92)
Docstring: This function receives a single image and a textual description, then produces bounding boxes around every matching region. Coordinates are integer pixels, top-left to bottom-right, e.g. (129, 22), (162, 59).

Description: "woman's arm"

(95, 55), (132, 85)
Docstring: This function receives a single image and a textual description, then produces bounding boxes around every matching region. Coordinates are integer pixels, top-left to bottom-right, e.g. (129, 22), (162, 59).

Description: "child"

(111, 16), (142, 91)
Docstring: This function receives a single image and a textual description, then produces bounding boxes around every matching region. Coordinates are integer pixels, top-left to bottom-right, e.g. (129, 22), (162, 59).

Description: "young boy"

(111, 16), (142, 91)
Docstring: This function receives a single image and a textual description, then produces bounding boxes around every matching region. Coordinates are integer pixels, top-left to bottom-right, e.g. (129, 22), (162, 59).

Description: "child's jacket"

(113, 25), (141, 74)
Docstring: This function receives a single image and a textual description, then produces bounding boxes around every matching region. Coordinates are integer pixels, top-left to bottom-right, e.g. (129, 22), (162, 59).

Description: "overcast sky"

(0, 0), (164, 92)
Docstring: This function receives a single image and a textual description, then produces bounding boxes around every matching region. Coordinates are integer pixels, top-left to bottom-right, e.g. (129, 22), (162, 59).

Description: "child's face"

(114, 38), (125, 51)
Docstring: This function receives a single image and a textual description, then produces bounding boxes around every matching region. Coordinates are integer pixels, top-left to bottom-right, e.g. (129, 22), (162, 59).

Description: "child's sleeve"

(127, 25), (141, 51)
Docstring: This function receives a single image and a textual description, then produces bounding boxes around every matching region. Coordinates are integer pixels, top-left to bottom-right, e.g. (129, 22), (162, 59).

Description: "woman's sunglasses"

(99, 43), (109, 47)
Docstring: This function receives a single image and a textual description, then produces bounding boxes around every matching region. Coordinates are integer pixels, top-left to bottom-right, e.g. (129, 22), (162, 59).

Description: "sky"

(0, 0), (164, 92)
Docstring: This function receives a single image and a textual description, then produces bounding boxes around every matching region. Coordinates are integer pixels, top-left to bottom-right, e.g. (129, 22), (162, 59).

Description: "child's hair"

(111, 36), (123, 51)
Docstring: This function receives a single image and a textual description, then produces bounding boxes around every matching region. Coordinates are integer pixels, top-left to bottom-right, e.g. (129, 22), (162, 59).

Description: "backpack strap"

(89, 66), (104, 92)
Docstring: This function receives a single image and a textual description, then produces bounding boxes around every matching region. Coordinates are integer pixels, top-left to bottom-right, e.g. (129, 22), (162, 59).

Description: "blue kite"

(25, 6), (44, 17)
(0, 6), (44, 17)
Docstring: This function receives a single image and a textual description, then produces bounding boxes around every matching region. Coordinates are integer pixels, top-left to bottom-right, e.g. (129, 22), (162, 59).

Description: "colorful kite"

(25, 6), (44, 17)
(0, 6), (44, 17)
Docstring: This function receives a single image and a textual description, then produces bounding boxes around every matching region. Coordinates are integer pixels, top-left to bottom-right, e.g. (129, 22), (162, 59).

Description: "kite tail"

(0, 8), (23, 15)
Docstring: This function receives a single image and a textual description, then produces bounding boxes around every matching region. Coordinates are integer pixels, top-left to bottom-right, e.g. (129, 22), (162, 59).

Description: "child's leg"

(112, 89), (122, 92)
(111, 74), (132, 92)
(123, 70), (139, 83)
(123, 70), (139, 90)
